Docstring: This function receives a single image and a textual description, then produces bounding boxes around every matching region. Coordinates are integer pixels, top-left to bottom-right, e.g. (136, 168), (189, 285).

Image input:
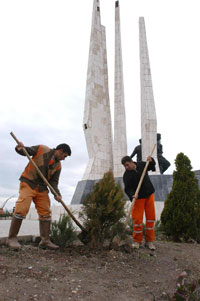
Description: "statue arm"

(130, 147), (137, 158)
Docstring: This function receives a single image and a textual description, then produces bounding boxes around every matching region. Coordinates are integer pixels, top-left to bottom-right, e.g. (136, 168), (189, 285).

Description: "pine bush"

(50, 214), (77, 247)
(161, 152), (200, 242)
(79, 171), (126, 247)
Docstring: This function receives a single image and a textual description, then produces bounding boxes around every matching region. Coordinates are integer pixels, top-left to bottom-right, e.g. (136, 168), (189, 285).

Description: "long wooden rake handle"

(124, 144), (156, 227)
(10, 131), (85, 231)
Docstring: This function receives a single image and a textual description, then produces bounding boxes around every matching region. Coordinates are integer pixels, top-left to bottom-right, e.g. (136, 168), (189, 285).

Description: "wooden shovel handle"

(124, 143), (156, 227)
(10, 131), (85, 231)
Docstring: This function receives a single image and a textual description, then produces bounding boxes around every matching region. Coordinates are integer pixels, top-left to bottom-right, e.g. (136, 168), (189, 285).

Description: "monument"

(82, 0), (113, 181)
(113, 0), (127, 178)
(71, 1), (172, 205)
(139, 17), (160, 174)
(72, 0), (128, 204)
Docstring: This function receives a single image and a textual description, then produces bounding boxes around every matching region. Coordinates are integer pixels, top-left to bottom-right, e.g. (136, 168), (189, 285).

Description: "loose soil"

(0, 240), (200, 301)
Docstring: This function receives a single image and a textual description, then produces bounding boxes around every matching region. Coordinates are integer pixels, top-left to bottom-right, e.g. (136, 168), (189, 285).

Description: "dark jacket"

(123, 158), (155, 201)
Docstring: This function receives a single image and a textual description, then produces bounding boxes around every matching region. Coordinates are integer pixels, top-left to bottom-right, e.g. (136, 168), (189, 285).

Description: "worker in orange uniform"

(121, 155), (156, 250)
(7, 141), (71, 250)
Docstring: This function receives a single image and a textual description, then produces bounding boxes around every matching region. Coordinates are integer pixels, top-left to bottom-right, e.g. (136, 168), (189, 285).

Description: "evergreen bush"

(0, 210), (13, 219)
(50, 214), (77, 247)
(161, 152), (200, 242)
(79, 171), (126, 247)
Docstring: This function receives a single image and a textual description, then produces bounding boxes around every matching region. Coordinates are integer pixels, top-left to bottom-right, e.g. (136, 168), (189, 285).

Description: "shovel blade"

(77, 230), (91, 245)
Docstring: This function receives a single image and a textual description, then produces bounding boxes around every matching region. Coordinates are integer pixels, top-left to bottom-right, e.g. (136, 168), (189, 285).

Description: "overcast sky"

(1, 0), (200, 209)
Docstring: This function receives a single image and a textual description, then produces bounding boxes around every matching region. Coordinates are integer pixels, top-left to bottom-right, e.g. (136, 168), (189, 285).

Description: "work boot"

(39, 220), (59, 250)
(145, 242), (156, 250)
(7, 216), (23, 250)
(131, 242), (140, 249)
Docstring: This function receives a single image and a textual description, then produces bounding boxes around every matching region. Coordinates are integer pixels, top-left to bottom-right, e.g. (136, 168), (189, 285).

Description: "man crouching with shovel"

(121, 155), (156, 250)
(7, 140), (71, 250)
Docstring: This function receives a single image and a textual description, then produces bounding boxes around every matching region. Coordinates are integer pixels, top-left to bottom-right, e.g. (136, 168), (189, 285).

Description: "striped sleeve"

(15, 145), (40, 156)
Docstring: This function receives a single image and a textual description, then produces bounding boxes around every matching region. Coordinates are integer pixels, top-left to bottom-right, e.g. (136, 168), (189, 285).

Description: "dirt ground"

(0, 239), (200, 301)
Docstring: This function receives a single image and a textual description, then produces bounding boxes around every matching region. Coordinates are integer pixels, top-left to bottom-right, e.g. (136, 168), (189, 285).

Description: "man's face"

(123, 161), (136, 171)
(56, 150), (69, 161)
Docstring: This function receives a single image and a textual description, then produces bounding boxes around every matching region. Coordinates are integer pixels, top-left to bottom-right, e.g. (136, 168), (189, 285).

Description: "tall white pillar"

(139, 17), (160, 173)
(82, 0), (113, 180)
(113, 0), (127, 177)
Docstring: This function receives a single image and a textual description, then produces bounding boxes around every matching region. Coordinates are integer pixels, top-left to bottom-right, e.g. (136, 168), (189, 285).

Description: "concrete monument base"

(71, 174), (200, 205)
(71, 175), (173, 204)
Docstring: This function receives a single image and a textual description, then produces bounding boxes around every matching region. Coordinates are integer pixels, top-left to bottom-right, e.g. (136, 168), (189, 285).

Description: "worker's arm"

(15, 144), (39, 156)
(49, 168), (62, 201)
(147, 156), (156, 171)
(123, 173), (137, 201)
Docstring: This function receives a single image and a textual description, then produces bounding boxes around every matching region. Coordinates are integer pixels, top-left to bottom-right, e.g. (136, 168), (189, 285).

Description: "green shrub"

(50, 214), (77, 247)
(0, 210), (13, 219)
(127, 217), (133, 236)
(79, 171), (126, 247)
(161, 152), (200, 242)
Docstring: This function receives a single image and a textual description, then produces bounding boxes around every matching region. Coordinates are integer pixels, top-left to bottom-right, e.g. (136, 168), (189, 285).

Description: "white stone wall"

(82, 0), (113, 181)
(139, 17), (160, 173)
(26, 204), (82, 222)
(113, 0), (127, 177)
(27, 203), (164, 223)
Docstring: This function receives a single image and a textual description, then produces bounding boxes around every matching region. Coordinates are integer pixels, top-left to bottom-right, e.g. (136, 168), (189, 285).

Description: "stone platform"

(71, 174), (174, 204)
(71, 173), (200, 205)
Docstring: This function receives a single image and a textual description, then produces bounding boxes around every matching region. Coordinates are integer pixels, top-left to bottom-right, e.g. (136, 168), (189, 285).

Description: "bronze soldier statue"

(156, 133), (170, 174)
(130, 139), (142, 162)
(130, 134), (170, 174)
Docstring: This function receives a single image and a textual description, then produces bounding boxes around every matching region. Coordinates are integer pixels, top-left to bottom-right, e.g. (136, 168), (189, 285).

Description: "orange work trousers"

(132, 193), (155, 243)
(14, 182), (51, 220)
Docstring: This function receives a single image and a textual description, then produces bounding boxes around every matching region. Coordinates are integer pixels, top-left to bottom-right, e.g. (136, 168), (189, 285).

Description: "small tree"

(50, 214), (77, 247)
(79, 171), (126, 247)
(161, 152), (200, 242)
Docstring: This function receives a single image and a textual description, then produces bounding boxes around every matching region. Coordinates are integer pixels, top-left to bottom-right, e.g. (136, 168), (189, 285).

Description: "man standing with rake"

(121, 155), (156, 250)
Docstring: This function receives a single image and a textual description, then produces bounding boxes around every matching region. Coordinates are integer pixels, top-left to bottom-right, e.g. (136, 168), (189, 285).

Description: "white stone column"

(113, 0), (127, 177)
(139, 17), (160, 174)
(82, 0), (113, 180)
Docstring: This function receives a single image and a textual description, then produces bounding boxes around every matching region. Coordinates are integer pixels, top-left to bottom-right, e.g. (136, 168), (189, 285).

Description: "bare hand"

(54, 195), (62, 202)
(147, 156), (152, 162)
(16, 142), (24, 151)
(132, 194), (138, 200)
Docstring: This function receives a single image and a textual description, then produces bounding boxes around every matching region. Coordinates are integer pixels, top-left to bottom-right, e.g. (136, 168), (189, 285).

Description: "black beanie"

(56, 143), (71, 156)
